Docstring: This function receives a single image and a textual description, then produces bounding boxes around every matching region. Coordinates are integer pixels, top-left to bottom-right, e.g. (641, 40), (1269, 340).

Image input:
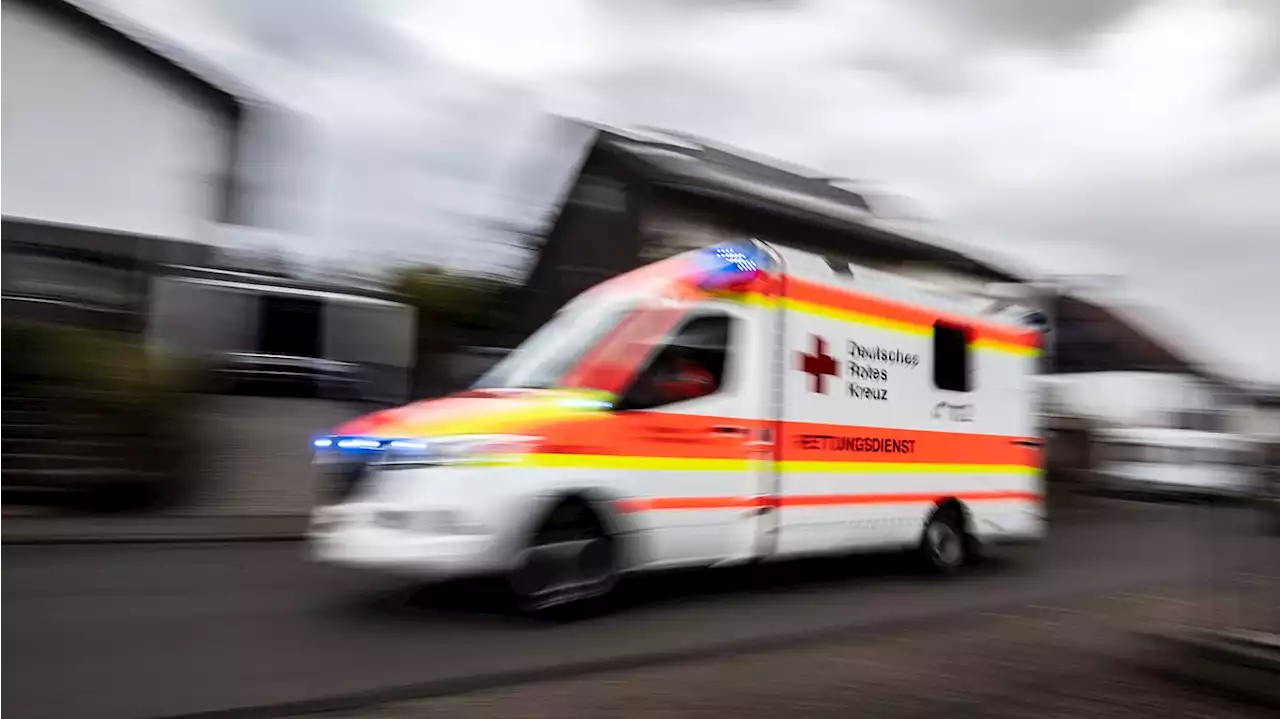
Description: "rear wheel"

(508, 499), (617, 615)
(918, 506), (968, 574)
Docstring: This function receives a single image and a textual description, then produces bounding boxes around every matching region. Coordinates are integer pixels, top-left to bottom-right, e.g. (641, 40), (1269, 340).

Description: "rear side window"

(932, 320), (971, 393)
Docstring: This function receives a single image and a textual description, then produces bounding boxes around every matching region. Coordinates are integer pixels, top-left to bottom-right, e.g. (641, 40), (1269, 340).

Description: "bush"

(388, 266), (517, 332)
(385, 266), (520, 397)
(2, 321), (207, 512)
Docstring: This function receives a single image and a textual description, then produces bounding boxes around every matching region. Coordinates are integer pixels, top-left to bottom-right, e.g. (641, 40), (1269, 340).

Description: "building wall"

(1, 0), (233, 239)
(1233, 405), (1280, 442)
(1040, 372), (1231, 430)
(519, 150), (647, 333)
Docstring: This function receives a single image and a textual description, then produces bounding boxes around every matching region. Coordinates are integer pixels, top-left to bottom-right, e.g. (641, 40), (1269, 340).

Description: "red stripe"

(615, 491), (1039, 513)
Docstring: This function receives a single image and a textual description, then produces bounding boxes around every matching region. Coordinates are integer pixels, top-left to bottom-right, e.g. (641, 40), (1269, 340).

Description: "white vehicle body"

(309, 241), (1046, 596)
(1095, 427), (1260, 499)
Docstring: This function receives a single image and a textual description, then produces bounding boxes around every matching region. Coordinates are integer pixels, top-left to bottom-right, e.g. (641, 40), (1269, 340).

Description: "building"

(518, 119), (1252, 401)
(1, 0), (248, 330)
(520, 122), (1020, 334)
(2, 0), (246, 236)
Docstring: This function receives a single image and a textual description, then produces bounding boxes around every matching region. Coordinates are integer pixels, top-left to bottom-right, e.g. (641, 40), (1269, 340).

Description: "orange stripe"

(615, 490), (1039, 513)
(531, 412), (1040, 466)
(778, 421), (1040, 466)
(333, 394), (504, 436)
(786, 278), (1040, 349)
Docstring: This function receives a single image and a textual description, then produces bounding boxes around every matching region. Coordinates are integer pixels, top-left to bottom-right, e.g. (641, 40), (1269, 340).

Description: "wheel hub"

(928, 522), (962, 567)
(511, 535), (614, 610)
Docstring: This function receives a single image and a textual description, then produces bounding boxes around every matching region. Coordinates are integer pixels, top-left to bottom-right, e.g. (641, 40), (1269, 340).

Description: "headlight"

(374, 434), (538, 469)
(372, 508), (487, 534)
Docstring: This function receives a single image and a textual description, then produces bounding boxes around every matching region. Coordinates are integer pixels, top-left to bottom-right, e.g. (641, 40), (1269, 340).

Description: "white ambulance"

(309, 240), (1046, 611)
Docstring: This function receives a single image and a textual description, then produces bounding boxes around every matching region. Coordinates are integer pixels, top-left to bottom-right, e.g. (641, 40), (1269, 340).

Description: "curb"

(1134, 627), (1280, 709)
(2, 533), (303, 545)
(2, 516), (308, 545)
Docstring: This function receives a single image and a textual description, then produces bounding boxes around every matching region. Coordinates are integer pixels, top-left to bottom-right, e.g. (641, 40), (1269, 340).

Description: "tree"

(384, 264), (520, 398)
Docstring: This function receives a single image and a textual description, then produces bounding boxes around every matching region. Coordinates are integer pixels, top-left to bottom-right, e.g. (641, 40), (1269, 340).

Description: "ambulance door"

(615, 301), (776, 567)
(773, 298), (863, 558)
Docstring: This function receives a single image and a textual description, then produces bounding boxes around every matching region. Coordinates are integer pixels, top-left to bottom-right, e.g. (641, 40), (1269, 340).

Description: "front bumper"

(308, 504), (503, 580)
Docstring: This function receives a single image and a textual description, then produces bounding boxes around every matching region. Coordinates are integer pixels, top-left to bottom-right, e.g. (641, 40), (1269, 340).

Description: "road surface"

(3, 501), (1266, 719)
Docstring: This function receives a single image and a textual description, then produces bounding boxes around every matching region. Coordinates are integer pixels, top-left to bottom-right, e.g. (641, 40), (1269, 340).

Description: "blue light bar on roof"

(695, 241), (771, 290)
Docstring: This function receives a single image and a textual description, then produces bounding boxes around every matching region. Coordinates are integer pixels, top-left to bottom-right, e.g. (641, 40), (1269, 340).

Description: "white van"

(1095, 426), (1260, 499)
(309, 240), (1046, 610)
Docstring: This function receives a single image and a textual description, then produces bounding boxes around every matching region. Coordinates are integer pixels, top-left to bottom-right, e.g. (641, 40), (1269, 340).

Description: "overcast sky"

(91, 0), (1280, 385)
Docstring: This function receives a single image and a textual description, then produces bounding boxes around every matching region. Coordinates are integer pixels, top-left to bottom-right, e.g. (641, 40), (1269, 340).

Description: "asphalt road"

(3, 501), (1269, 719)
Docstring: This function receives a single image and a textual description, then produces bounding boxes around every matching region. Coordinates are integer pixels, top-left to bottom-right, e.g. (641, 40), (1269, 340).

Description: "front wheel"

(507, 501), (618, 616)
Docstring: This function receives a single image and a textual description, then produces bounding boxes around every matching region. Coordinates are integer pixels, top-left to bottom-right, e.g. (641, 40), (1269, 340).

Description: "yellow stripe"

(523, 454), (1039, 474)
(713, 292), (1039, 358)
(780, 297), (933, 337)
(525, 454), (750, 471)
(397, 400), (609, 437)
(971, 337), (1041, 357)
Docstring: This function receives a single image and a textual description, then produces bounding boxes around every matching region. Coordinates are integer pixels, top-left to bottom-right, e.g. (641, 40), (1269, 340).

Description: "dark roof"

(13, 0), (249, 224)
(556, 120), (1257, 393)
(1051, 293), (1253, 396)
(588, 123), (1023, 282)
(1, 217), (218, 269)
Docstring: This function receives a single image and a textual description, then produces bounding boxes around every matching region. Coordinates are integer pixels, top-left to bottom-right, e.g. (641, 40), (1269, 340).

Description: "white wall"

(1233, 406), (1280, 442)
(1, 0), (231, 239)
(1039, 372), (1224, 427)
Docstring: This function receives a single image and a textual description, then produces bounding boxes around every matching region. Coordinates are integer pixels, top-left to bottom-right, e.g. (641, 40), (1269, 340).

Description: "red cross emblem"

(799, 335), (839, 393)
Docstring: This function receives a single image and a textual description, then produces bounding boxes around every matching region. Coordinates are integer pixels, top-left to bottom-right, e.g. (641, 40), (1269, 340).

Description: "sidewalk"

(1, 511), (306, 544)
(292, 583), (1276, 719)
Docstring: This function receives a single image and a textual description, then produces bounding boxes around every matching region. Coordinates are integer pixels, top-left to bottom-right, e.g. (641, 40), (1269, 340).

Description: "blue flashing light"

(696, 241), (769, 290)
(313, 436), (436, 453)
(713, 245), (761, 272)
(387, 439), (429, 451)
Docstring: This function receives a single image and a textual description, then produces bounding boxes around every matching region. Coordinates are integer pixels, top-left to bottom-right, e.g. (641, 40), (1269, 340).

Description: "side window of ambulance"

(932, 320), (971, 393)
(621, 313), (734, 411)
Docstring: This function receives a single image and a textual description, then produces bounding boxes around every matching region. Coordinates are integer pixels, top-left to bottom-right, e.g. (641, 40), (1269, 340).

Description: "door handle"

(710, 425), (750, 436)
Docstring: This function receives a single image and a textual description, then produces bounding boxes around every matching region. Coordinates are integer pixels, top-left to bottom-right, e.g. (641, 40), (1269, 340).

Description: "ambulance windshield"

(472, 300), (635, 391)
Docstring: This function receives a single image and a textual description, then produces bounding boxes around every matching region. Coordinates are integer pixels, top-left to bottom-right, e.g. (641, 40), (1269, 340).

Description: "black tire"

(507, 499), (618, 616)
(918, 505), (968, 574)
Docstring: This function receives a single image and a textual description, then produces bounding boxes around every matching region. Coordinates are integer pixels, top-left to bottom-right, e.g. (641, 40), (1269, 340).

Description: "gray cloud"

(845, 48), (974, 96)
(211, 0), (416, 68)
(1225, 0), (1280, 95)
(908, 0), (1151, 49)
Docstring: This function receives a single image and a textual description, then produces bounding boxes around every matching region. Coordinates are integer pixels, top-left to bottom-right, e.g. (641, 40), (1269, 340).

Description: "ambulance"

(309, 240), (1046, 611)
